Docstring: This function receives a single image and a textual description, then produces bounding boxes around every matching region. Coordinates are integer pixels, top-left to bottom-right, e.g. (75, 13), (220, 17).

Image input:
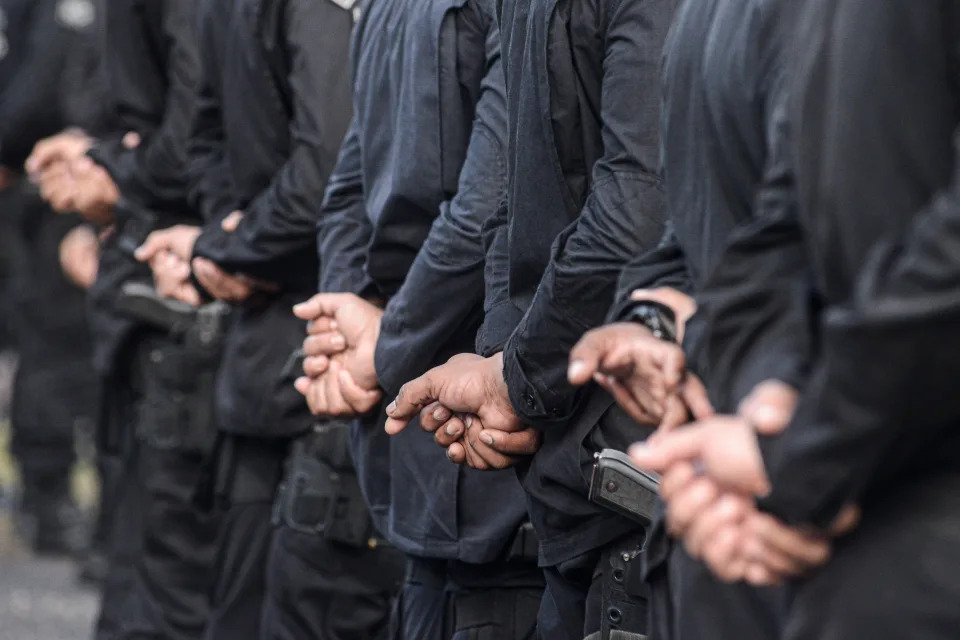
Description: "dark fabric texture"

(95, 407), (142, 640)
(85, 0), (204, 376)
(782, 474), (960, 640)
(318, 0), (528, 564)
(621, 2), (801, 636)
(204, 501), (275, 640)
(88, 0), (199, 215)
(644, 543), (785, 640)
(483, 0), (676, 566)
(124, 446), (219, 640)
(0, 0), (79, 167)
(204, 435), (289, 640)
(189, 0), (353, 438)
(752, 0), (960, 528)
(260, 525), (404, 640)
(392, 556), (544, 640)
(537, 531), (647, 640)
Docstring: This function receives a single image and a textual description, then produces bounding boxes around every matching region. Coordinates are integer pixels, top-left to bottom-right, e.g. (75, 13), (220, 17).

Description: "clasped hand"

(629, 381), (860, 585)
(135, 212), (277, 305)
(292, 293), (384, 416)
(382, 352), (541, 470)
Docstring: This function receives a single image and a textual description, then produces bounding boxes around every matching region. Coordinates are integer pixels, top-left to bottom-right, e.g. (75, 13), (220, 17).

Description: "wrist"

(620, 300), (678, 343)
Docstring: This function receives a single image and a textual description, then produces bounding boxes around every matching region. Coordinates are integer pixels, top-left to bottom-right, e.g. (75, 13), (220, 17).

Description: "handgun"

(588, 449), (660, 526)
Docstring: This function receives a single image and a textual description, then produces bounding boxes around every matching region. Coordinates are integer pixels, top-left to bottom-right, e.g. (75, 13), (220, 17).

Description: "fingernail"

(446, 448), (456, 461)
(329, 320), (338, 330)
(331, 335), (345, 348)
(568, 361), (588, 380)
(293, 303), (305, 313)
(465, 415), (473, 428)
(386, 401), (396, 415)
(480, 432), (494, 446)
(433, 406), (449, 421)
(445, 423), (460, 436)
(628, 443), (648, 458)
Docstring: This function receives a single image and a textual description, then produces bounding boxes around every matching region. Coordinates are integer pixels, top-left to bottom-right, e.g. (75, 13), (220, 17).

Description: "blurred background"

(0, 0), (108, 636)
(0, 356), (100, 640)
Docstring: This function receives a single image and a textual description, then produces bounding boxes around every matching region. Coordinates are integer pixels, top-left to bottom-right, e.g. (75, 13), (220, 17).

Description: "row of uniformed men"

(18, 0), (960, 639)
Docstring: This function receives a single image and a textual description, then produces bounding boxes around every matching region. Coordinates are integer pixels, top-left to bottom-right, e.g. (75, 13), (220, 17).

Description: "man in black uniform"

(564, 0), (807, 637)
(136, 1), (400, 637)
(384, 1), (677, 638)
(293, 0), (543, 637)
(0, 0), (99, 556)
(631, 1), (960, 638)
(32, 1), (223, 638)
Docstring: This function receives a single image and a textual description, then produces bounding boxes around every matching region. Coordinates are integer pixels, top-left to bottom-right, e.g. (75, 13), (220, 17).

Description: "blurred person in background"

(132, 0), (399, 637)
(29, 1), (224, 639)
(0, 0), (101, 560)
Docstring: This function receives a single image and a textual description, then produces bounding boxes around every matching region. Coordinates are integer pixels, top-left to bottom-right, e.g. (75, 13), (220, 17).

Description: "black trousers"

(260, 524), (404, 640)
(122, 445), (219, 640)
(11, 358), (97, 497)
(646, 543), (784, 640)
(204, 435), (290, 640)
(538, 532), (648, 640)
(394, 556), (544, 640)
(783, 473), (960, 640)
(95, 391), (142, 640)
(96, 343), (220, 640)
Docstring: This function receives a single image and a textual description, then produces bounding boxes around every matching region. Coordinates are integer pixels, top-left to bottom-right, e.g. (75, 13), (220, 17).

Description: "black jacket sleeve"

(761, 130), (960, 528)
(89, 0), (199, 212)
(501, 0), (673, 425)
(606, 224), (693, 323)
(192, 0), (353, 289)
(755, 3), (960, 528)
(692, 92), (814, 412)
(0, 0), (70, 168)
(185, 0), (237, 224)
(317, 117), (376, 296)
(374, 5), (507, 396)
(475, 200), (523, 356)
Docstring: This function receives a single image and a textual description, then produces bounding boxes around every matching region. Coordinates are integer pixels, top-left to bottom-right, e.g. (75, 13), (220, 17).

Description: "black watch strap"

(621, 300), (678, 343)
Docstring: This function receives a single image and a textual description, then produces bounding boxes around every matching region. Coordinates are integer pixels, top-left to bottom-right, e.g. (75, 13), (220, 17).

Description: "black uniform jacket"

(479, 0), (675, 565)
(0, 0), (87, 168)
(318, 0), (528, 563)
(609, 0), (806, 598)
(85, 0), (201, 374)
(190, 0), (353, 437)
(737, 1), (960, 529)
(616, 0), (807, 408)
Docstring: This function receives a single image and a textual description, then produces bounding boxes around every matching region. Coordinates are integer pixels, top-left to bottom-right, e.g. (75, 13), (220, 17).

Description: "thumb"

(135, 231), (166, 262)
(828, 504), (861, 538)
(740, 380), (798, 435)
(293, 293), (347, 322)
(628, 424), (711, 473)
(294, 376), (311, 397)
(339, 369), (382, 413)
(122, 131), (142, 149)
(568, 332), (606, 385)
(384, 371), (441, 435)
(221, 210), (244, 233)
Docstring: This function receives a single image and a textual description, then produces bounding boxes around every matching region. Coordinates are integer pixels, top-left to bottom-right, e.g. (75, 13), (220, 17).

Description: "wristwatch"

(621, 300), (678, 343)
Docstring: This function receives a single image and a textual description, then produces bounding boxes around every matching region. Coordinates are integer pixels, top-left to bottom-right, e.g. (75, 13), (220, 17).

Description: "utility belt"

(272, 420), (387, 549)
(117, 282), (231, 454)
